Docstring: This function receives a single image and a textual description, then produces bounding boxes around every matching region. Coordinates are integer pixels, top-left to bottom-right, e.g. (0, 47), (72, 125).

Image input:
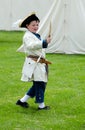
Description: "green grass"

(0, 31), (85, 130)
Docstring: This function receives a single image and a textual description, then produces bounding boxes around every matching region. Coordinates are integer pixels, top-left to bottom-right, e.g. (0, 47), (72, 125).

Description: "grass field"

(0, 31), (85, 130)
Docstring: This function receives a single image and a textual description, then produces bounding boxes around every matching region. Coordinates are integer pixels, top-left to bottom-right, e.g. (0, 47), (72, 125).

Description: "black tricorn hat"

(19, 12), (40, 28)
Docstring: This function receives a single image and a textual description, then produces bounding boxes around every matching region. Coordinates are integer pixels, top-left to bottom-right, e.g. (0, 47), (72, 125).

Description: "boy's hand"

(46, 36), (51, 44)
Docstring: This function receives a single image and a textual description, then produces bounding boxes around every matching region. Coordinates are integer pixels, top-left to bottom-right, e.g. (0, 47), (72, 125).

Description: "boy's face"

(26, 20), (39, 33)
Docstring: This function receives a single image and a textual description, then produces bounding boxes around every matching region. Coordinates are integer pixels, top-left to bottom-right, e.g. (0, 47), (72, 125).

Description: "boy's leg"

(16, 82), (35, 108)
(33, 81), (50, 110)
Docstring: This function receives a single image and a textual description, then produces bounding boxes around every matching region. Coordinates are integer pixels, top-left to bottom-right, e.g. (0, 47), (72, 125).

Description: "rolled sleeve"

(42, 40), (48, 48)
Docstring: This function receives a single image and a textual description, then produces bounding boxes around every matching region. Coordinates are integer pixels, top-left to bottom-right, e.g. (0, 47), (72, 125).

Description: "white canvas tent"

(0, 0), (52, 30)
(0, 0), (85, 54)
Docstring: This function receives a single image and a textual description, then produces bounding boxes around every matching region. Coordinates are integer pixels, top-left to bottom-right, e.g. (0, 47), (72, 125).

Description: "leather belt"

(27, 55), (52, 64)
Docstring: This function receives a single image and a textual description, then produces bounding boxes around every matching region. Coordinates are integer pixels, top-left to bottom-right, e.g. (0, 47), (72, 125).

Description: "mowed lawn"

(0, 31), (85, 130)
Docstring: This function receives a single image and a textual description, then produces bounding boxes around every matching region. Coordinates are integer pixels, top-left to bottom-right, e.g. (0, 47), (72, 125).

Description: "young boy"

(16, 13), (51, 110)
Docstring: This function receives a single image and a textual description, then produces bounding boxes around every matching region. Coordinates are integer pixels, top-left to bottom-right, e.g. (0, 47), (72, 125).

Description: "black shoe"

(38, 106), (50, 110)
(16, 100), (29, 108)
